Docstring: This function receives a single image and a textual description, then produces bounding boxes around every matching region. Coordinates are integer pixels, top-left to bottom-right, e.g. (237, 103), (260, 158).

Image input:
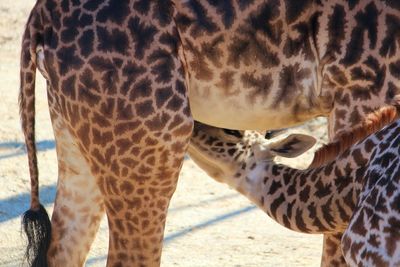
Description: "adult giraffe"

(20, 0), (400, 266)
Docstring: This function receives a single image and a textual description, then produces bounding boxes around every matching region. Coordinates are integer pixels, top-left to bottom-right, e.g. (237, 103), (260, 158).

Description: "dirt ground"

(0, 1), (328, 266)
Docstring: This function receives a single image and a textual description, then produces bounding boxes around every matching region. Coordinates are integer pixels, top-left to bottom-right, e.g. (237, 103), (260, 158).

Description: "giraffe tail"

(19, 6), (51, 267)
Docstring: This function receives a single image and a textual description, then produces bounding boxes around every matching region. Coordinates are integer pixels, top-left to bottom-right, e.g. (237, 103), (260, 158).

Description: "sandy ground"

(0, 1), (329, 266)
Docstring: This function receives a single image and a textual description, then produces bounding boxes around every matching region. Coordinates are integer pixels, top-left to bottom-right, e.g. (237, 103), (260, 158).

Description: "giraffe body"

(188, 118), (400, 266)
(19, 0), (400, 266)
(175, 0), (400, 134)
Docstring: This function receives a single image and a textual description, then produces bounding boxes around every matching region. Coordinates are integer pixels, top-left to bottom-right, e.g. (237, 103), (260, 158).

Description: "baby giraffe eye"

(222, 129), (243, 138)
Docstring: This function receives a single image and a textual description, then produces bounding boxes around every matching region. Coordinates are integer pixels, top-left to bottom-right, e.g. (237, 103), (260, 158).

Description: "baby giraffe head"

(188, 121), (316, 184)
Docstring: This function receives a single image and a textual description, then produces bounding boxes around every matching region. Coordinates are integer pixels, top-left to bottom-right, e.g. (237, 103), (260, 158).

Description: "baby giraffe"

(188, 119), (400, 267)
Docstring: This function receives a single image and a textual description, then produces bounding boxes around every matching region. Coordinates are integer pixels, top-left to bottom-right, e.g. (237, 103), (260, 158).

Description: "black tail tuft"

(22, 204), (51, 267)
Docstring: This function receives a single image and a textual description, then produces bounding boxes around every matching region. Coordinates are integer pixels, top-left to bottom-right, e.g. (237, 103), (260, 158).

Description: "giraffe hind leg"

(46, 111), (105, 266)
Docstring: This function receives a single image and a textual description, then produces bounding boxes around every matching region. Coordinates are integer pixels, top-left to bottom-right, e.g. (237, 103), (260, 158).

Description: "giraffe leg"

(104, 172), (181, 266)
(97, 122), (192, 266)
(47, 112), (105, 266)
(40, 5), (193, 264)
(321, 233), (347, 267)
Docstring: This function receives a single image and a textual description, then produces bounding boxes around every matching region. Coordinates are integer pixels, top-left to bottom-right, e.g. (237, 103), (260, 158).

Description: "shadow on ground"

(0, 140), (55, 160)
(86, 204), (256, 266)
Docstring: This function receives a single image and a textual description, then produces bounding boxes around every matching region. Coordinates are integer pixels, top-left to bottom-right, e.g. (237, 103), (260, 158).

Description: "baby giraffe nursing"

(188, 119), (400, 267)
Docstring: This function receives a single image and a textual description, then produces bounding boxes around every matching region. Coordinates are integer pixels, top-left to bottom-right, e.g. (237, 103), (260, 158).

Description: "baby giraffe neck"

(232, 141), (373, 234)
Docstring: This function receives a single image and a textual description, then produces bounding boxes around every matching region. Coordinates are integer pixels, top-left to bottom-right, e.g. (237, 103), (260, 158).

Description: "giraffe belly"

(190, 98), (297, 130)
(175, 1), (329, 130)
(188, 80), (318, 131)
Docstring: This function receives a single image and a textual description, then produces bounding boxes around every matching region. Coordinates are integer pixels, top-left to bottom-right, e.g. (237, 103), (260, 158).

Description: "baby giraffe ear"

(269, 134), (316, 158)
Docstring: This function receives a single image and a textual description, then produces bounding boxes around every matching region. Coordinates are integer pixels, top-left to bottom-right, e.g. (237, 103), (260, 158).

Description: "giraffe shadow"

(0, 183), (255, 265)
(0, 184), (56, 223)
(0, 139), (55, 160)
(0, 139), (253, 263)
(163, 205), (256, 244)
(0, 140), (57, 223)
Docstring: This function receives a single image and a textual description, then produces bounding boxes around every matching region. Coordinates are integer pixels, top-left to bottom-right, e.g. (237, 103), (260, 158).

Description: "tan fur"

(310, 106), (398, 168)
